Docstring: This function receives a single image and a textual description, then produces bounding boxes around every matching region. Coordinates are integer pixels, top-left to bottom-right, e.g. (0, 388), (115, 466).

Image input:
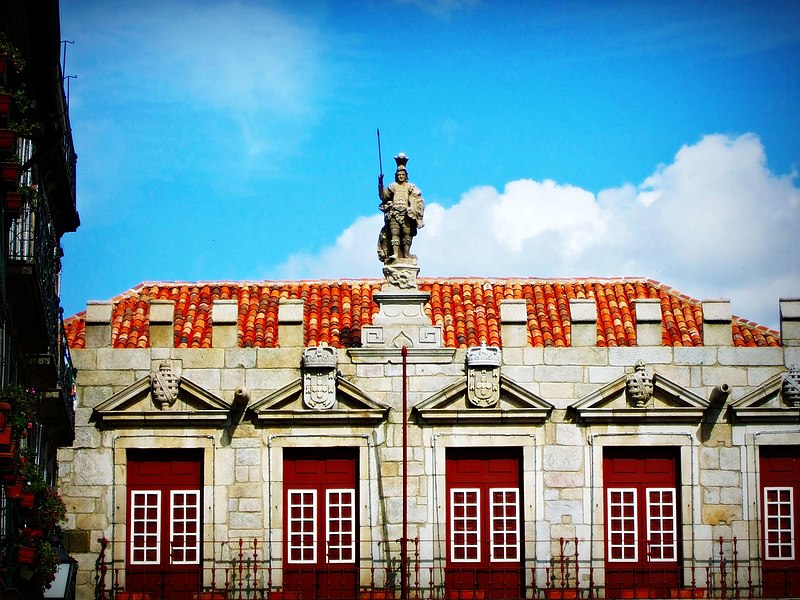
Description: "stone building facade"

(60, 276), (799, 600)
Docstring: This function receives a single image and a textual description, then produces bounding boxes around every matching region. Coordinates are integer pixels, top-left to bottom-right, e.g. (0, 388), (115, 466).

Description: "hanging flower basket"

(0, 129), (12, 154)
(0, 160), (19, 186)
(0, 93), (10, 126)
(17, 545), (36, 564)
(0, 441), (16, 465)
(3, 189), (23, 218)
(6, 480), (23, 498)
(20, 490), (35, 508)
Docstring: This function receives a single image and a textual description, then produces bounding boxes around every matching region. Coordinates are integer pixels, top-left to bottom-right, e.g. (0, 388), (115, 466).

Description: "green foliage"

(33, 539), (59, 588)
(32, 486), (67, 537)
(1, 384), (38, 440)
(0, 33), (25, 73)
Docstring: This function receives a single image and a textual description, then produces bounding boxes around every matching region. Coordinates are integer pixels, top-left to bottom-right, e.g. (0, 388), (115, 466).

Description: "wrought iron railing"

(92, 536), (796, 600)
(7, 177), (61, 360)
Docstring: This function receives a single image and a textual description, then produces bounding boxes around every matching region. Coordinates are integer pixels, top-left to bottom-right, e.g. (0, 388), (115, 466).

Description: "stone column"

(149, 300), (175, 348)
(85, 301), (113, 348)
(635, 298), (663, 346)
(569, 299), (597, 347)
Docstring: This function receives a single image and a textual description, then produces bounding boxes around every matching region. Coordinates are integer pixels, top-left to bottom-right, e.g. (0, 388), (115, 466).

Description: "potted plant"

(30, 485), (67, 535)
(0, 156), (19, 186)
(0, 33), (25, 81)
(4, 385), (38, 441)
(3, 184), (32, 219)
(0, 91), (10, 126)
(0, 127), (14, 154)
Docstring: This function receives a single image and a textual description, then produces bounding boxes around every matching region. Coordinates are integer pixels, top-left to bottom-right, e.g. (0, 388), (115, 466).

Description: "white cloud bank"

(277, 133), (800, 329)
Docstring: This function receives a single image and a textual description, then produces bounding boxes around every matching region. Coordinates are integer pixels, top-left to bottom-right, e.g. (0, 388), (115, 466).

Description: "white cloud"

(276, 133), (800, 329)
(67, 2), (325, 157)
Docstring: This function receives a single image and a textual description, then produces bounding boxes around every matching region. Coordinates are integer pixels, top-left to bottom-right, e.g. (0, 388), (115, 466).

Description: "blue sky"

(59, 0), (800, 329)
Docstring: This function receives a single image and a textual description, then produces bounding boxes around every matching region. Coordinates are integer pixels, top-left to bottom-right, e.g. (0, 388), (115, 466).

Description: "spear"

(377, 128), (386, 202)
(377, 128), (384, 179)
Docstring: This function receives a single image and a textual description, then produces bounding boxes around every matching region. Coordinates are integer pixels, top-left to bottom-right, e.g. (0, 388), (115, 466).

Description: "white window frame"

(451, 488), (481, 563)
(764, 486), (795, 560)
(489, 487), (520, 563)
(326, 488), (356, 564)
(646, 487), (677, 562)
(607, 487), (638, 563)
(130, 490), (161, 565)
(288, 489), (317, 564)
(170, 490), (201, 565)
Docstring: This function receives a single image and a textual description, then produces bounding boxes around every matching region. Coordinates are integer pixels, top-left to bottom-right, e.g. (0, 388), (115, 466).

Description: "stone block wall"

(58, 296), (800, 599)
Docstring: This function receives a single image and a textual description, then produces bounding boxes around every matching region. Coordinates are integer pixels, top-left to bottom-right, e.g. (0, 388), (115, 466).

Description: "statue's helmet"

(394, 153), (409, 169)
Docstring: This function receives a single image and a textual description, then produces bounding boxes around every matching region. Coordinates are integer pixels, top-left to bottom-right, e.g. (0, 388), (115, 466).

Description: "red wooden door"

(126, 449), (203, 600)
(283, 447), (358, 599)
(760, 445), (800, 597)
(446, 447), (523, 599)
(603, 447), (680, 598)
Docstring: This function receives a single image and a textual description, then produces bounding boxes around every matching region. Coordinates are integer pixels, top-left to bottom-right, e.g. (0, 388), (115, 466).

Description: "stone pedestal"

(361, 262), (442, 348)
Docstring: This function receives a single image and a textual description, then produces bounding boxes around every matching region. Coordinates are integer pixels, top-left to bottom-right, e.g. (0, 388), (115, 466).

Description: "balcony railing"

(7, 173), (61, 358)
(93, 536), (796, 600)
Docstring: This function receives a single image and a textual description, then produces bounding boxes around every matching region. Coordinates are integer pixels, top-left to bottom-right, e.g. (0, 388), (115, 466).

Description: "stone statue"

(377, 153), (425, 264)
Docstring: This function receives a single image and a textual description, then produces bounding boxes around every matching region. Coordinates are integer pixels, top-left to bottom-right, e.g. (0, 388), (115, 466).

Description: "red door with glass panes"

(126, 449), (203, 600)
(283, 447), (358, 599)
(446, 447), (523, 599)
(603, 447), (681, 598)
(760, 445), (800, 597)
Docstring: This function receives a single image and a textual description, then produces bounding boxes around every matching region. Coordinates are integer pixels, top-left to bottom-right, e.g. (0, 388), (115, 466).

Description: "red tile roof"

(63, 278), (780, 350)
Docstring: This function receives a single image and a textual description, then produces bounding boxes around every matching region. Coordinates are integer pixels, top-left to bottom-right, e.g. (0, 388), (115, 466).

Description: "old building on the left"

(0, 1), (80, 598)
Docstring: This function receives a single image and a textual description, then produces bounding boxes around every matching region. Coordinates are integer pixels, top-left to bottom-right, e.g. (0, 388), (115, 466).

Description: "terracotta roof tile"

(63, 278), (781, 350)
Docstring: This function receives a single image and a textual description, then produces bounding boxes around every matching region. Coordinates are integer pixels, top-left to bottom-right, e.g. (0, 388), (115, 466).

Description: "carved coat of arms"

(466, 344), (501, 408)
(302, 346), (337, 410)
(782, 365), (800, 407)
(152, 360), (179, 410)
(626, 360), (653, 408)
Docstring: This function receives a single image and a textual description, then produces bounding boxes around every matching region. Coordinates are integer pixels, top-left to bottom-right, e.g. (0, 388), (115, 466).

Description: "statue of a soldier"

(377, 153), (425, 264)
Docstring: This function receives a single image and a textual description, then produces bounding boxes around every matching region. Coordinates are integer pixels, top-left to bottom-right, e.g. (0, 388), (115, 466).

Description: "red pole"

(401, 344), (408, 600)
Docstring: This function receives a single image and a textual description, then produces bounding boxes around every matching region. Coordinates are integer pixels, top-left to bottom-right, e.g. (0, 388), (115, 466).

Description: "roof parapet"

(635, 298), (663, 347)
(500, 299), (528, 348)
(150, 300), (175, 348)
(780, 298), (800, 347)
(569, 299), (597, 347)
(278, 299), (305, 347)
(702, 299), (732, 346)
(85, 301), (113, 348)
(212, 300), (238, 348)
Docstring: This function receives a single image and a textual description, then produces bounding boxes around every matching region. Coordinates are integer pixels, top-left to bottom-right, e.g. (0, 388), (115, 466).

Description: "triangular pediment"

(414, 375), (553, 424)
(730, 371), (800, 423)
(93, 375), (231, 428)
(250, 376), (389, 425)
(571, 369), (709, 424)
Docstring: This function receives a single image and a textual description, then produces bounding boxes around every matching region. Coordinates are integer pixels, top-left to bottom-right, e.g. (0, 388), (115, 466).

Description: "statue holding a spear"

(376, 130), (425, 264)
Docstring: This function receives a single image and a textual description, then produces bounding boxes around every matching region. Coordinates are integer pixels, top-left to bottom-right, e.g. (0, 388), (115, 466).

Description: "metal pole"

(401, 344), (408, 600)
